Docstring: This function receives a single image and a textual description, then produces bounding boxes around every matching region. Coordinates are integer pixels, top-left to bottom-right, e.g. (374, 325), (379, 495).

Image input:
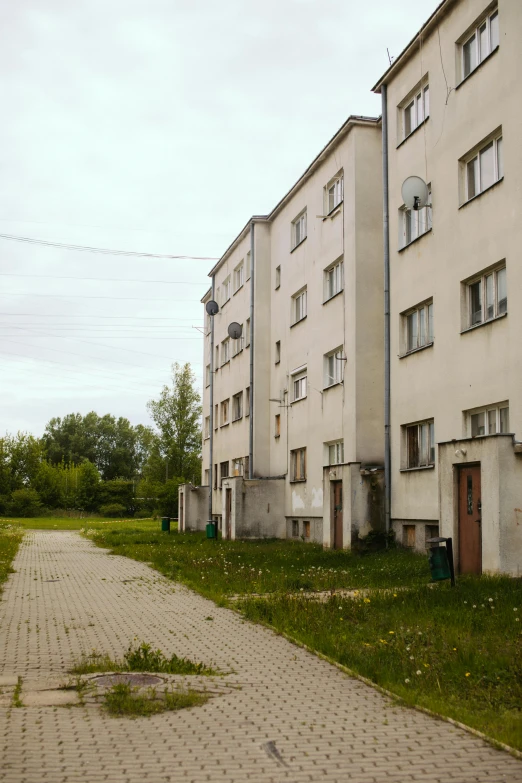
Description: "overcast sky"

(0, 0), (436, 437)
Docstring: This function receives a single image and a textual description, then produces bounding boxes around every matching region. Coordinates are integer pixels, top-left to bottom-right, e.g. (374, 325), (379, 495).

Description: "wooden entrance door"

(458, 465), (482, 574)
(225, 488), (232, 540)
(179, 492), (184, 531)
(332, 481), (343, 549)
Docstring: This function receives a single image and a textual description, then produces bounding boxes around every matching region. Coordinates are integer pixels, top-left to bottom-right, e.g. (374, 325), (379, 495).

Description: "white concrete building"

(373, 0), (522, 574)
(180, 115), (385, 547)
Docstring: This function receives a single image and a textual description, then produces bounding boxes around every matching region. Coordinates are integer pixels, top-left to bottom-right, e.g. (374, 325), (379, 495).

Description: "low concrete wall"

(221, 477), (286, 540)
(285, 517), (322, 544)
(322, 464), (384, 549)
(178, 484), (208, 533)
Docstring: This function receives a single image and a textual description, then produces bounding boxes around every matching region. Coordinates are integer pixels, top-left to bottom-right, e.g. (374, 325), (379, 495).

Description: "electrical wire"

(0, 273), (204, 285)
(0, 312), (201, 320)
(0, 292), (202, 302)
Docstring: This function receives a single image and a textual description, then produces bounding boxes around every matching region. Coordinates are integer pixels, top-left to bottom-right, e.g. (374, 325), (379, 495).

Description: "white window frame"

(403, 300), (434, 353)
(245, 386), (250, 417)
(290, 447), (306, 481)
(399, 187), (432, 248)
(245, 251), (251, 281)
(204, 416), (210, 439)
(325, 172), (343, 214)
(275, 265), (281, 289)
(220, 460), (229, 483)
(467, 402), (509, 437)
(401, 82), (430, 140)
(466, 265), (506, 327)
(221, 338), (230, 365)
(324, 259), (343, 302)
(245, 317), (251, 347)
(460, 7), (499, 82)
(232, 457), (244, 477)
(233, 262), (244, 293)
(275, 414), (281, 438)
(291, 366), (307, 403)
(222, 276), (231, 304)
(220, 399), (230, 426)
(232, 326), (244, 357)
(404, 420), (435, 469)
(275, 340), (281, 364)
(463, 133), (503, 202)
(292, 288), (307, 325)
(232, 391), (243, 422)
(324, 347), (344, 388)
(292, 210), (307, 249)
(325, 440), (344, 466)
(205, 364), (211, 387)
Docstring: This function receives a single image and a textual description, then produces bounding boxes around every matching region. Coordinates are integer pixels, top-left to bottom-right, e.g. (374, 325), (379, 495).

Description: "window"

(303, 520), (310, 539)
(464, 133), (503, 201)
(291, 447), (306, 481)
(291, 367), (307, 402)
(232, 457), (243, 476)
(220, 461), (229, 483)
(246, 251), (251, 280)
(244, 455), (249, 477)
(275, 414), (281, 438)
(403, 525), (416, 548)
(233, 262), (244, 292)
(292, 288), (307, 324)
(461, 8), (499, 81)
(399, 188), (432, 247)
(232, 391), (243, 421)
(220, 398), (229, 425)
(326, 173), (343, 214)
(324, 259), (343, 302)
(291, 520), (299, 537)
(245, 386), (250, 416)
(403, 300), (434, 353)
(324, 348), (343, 388)
(222, 277), (231, 304)
(275, 265), (281, 289)
(214, 464), (218, 489)
(204, 469), (210, 486)
(205, 364), (211, 387)
(326, 440), (344, 466)
(204, 416), (210, 439)
(468, 403), (509, 437)
(232, 327), (243, 357)
(466, 265), (506, 327)
(401, 82), (429, 139)
(275, 340), (281, 364)
(221, 338), (230, 365)
(214, 404), (218, 430)
(245, 318), (250, 347)
(215, 345), (219, 370)
(405, 420), (435, 468)
(292, 210), (307, 249)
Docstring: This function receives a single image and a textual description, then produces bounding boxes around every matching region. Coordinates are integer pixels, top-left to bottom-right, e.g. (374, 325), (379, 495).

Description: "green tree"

(33, 461), (63, 508)
(0, 433), (44, 491)
(147, 363), (202, 483)
(10, 488), (42, 517)
(76, 460), (101, 512)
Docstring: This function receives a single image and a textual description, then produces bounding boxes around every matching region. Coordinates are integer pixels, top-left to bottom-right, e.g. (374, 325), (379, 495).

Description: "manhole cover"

(93, 673), (163, 687)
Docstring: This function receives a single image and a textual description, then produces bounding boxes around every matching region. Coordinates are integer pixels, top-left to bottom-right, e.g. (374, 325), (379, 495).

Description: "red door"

(332, 481), (343, 549)
(458, 465), (482, 574)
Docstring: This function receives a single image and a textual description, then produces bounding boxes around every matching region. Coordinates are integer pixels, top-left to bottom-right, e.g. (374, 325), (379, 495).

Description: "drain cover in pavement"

(93, 673), (163, 687)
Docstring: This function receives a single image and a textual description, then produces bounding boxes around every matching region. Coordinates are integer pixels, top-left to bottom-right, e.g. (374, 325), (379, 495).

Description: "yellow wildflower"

(465, 672), (470, 677)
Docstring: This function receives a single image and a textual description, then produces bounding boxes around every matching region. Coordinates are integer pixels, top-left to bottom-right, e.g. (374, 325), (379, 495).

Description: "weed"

(12, 676), (23, 708)
(103, 682), (208, 717)
(71, 641), (217, 676)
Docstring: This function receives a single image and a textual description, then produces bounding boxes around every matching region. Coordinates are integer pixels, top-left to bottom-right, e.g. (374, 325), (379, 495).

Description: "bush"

(9, 488), (43, 517)
(134, 510), (151, 519)
(99, 503), (126, 518)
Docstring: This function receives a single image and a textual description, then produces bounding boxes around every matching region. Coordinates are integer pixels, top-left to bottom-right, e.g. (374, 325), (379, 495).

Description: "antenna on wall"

(387, 48), (394, 66)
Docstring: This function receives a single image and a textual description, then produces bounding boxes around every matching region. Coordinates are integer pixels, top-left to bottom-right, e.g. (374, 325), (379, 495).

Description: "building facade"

(373, 0), (522, 574)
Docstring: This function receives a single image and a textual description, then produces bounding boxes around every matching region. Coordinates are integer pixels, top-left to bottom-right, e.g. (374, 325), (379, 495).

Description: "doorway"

(225, 488), (232, 540)
(458, 464), (482, 574)
(332, 481), (343, 549)
(179, 492), (184, 532)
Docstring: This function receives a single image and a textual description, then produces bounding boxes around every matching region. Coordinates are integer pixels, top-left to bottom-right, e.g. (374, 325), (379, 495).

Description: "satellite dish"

(228, 322), (242, 340)
(205, 300), (219, 316)
(401, 176), (429, 210)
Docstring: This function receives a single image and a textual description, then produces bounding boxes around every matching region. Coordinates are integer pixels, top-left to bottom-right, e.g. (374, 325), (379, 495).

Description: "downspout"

(248, 221), (255, 478)
(208, 275), (215, 522)
(381, 84), (391, 546)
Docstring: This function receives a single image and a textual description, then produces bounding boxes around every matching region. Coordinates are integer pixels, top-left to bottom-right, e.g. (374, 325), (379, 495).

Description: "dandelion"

(416, 670), (422, 675)
(423, 663), (429, 668)
(364, 598), (371, 604)
(488, 598), (493, 602)
(516, 618), (520, 622)
(472, 605), (477, 609)
(465, 672), (470, 677)
(464, 601), (467, 604)
(453, 647), (457, 651)
(393, 594), (397, 598)
(388, 631), (395, 634)
(514, 608), (518, 612)
(404, 679), (410, 684)
(379, 639), (387, 644)
(409, 656), (414, 660)
(406, 646), (410, 651)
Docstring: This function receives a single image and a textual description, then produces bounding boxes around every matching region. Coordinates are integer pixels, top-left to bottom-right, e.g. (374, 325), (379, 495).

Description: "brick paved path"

(1, 531), (521, 783)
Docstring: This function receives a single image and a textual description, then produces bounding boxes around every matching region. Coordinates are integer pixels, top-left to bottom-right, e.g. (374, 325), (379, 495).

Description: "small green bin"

(428, 544), (451, 581)
(161, 517), (171, 533)
(206, 522), (216, 539)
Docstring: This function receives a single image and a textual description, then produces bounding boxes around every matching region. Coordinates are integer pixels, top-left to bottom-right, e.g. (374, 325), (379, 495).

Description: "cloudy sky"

(0, 0), (435, 437)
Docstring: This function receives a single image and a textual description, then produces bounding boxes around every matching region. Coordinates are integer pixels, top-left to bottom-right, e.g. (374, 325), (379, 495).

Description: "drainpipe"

(248, 221), (255, 478)
(382, 84), (391, 546)
(208, 275), (215, 522)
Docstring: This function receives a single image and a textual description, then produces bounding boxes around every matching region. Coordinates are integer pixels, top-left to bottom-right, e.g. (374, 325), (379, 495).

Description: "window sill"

(220, 422), (230, 428)
(203, 435), (210, 441)
(290, 315), (307, 328)
(459, 177), (504, 209)
(398, 227), (432, 253)
(399, 341), (434, 359)
(220, 360), (230, 368)
(291, 396), (307, 405)
(232, 349), (243, 358)
(460, 312), (507, 335)
(323, 202), (343, 221)
(290, 237), (307, 254)
(233, 285), (243, 296)
(323, 289), (343, 305)
(396, 116), (430, 149)
(232, 416), (243, 423)
(289, 479), (307, 484)
(274, 434), (280, 439)
(456, 46), (499, 91)
(275, 359), (280, 365)
(400, 465), (435, 473)
(275, 284), (280, 291)
(323, 381), (343, 391)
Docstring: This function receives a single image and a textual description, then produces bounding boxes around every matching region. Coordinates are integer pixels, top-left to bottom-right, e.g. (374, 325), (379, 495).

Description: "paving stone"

(0, 531), (521, 783)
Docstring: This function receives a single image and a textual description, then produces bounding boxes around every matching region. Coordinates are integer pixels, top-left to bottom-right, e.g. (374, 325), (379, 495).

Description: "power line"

(0, 273), (204, 285)
(0, 312), (201, 320)
(0, 232), (219, 260)
(0, 292), (202, 302)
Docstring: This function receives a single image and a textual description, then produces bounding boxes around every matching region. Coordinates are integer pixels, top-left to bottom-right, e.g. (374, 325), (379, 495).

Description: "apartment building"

(180, 116), (384, 547)
(373, 0), (522, 574)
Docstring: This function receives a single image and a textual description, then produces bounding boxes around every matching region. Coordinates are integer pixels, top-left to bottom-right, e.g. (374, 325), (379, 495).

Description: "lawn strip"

(0, 522), (24, 594)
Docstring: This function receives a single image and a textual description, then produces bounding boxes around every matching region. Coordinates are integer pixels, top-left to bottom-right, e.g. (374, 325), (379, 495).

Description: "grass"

(0, 522), (24, 595)
(12, 676), (23, 708)
(82, 524), (522, 750)
(0, 517), (163, 531)
(103, 682), (208, 717)
(71, 640), (218, 676)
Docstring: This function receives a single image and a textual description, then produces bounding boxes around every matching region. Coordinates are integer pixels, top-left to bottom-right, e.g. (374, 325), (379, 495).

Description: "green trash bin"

(206, 522), (216, 539)
(161, 517), (171, 533)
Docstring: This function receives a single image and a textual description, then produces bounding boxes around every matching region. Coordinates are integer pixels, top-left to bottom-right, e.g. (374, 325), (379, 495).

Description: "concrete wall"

(221, 476), (286, 540)
(178, 485), (208, 532)
(322, 464), (384, 549)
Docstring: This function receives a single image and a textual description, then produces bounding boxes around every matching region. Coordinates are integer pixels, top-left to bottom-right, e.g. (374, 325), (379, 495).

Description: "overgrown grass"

(103, 682), (208, 717)
(0, 522), (24, 594)
(1, 517), (163, 531)
(71, 641), (217, 676)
